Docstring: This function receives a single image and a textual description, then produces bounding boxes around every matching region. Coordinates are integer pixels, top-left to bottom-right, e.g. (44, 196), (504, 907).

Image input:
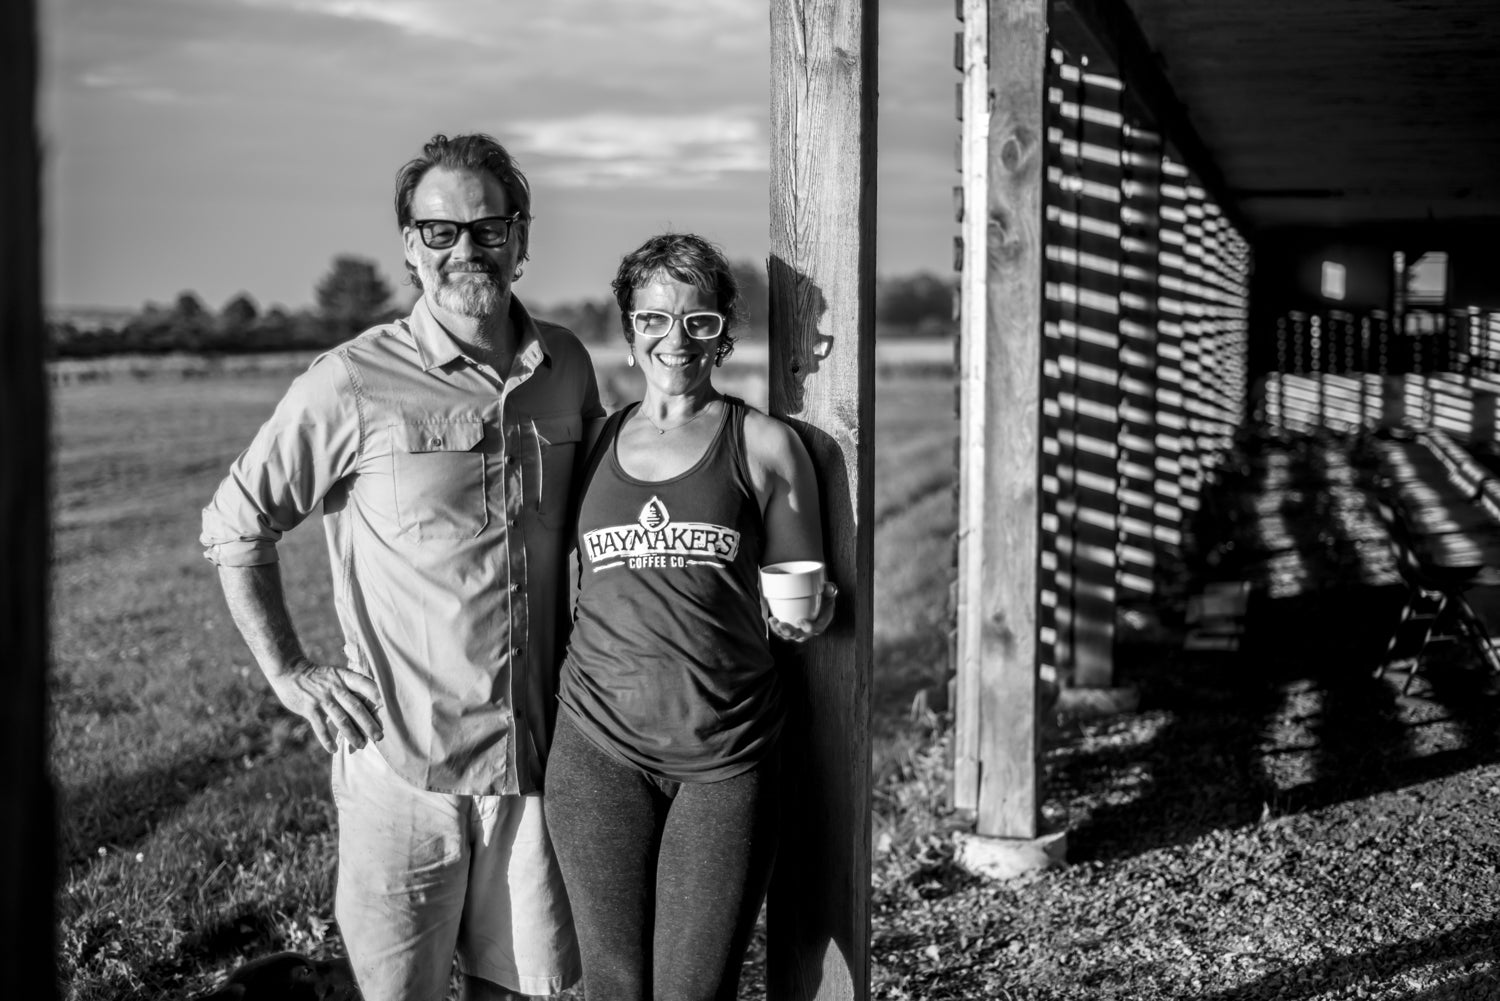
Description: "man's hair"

(610, 232), (743, 364)
(394, 133), (532, 290)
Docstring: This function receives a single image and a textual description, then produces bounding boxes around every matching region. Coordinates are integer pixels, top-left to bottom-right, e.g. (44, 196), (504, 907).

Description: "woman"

(544, 233), (836, 1001)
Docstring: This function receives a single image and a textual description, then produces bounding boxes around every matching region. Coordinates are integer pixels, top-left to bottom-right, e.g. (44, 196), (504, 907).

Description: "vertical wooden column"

(1218, 219), (1254, 432)
(1038, 52), (1075, 689)
(1040, 52), (1124, 690)
(1175, 183), (1207, 511)
(1154, 158), (1190, 542)
(1216, 216), (1251, 432)
(1116, 123), (1162, 604)
(1061, 65), (1123, 687)
(953, 0), (991, 814)
(1193, 200), (1231, 460)
(1358, 314), (1373, 425)
(2, 0), (55, 996)
(954, 0), (1047, 839)
(766, 2), (875, 999)
(1152, 159), (1188, 561)
(1488, 312), (1500, 373)
(1194, 204), (1225, 450)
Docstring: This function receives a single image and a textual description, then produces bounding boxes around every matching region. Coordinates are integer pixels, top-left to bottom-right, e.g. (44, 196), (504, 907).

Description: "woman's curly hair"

(611, 232), (743, 364)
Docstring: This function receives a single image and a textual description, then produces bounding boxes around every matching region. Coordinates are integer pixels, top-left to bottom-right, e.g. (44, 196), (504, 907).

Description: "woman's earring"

(626, 353), (635, 368)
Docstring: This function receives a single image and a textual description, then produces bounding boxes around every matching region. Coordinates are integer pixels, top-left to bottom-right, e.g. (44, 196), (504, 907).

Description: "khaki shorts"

(331, 745), (579, 1000)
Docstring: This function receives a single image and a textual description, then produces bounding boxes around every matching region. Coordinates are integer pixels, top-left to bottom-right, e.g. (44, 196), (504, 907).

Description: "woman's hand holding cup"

(760, 561), (837, 643)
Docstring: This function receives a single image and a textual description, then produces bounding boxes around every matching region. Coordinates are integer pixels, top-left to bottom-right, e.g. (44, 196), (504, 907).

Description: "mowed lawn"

(51, 364), (959, 1000)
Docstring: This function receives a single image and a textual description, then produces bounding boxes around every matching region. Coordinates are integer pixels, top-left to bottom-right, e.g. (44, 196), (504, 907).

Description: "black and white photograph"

(7, 1), (1500, 999)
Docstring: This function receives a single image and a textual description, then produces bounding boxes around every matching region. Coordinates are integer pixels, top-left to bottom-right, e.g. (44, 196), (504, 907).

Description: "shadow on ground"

(1052, 434), (1500, 864)
(57, 701), (306, 871)
(1193, 917), (1500, 1001)
(1057, 593), (1500, 865)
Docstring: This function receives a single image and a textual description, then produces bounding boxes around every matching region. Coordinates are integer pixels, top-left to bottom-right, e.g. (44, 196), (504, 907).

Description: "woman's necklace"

(639, 397), (718, 435)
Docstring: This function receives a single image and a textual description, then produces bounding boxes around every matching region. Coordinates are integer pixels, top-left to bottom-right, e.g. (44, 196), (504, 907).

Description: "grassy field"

(50, 362), (959, 1000)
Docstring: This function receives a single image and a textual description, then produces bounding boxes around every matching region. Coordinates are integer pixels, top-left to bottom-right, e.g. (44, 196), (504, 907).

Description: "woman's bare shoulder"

(740, 404), (798, 452)
(738, 404), (813, 485)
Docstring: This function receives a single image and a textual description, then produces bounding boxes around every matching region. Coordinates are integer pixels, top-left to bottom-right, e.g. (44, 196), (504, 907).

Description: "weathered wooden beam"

(953, 0), (989, 815)
(1, 0), (56, 996)
(765, 1), (875, 998)
(955, 0), (1048, 839)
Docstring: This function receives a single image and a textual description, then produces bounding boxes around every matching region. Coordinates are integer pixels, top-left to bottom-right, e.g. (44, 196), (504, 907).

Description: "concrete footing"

(1056, 684), (1140, 719)
(955, 828), (1068, 880)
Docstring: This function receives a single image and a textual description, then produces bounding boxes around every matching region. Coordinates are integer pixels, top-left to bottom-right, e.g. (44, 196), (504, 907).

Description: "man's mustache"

(444, 262), (499, 277)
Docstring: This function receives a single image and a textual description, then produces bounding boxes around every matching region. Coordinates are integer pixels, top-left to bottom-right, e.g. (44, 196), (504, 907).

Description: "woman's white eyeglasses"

(628, 310), (725, 340)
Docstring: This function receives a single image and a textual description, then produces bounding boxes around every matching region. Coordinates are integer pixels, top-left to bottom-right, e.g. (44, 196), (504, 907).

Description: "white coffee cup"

(760, 560), (826, 623)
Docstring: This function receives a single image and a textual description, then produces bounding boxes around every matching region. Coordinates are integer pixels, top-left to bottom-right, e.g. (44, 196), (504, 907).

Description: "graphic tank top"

(557, 397), (780, 782)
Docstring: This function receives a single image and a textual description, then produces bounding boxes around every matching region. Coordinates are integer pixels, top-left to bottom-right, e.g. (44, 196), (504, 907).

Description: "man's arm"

(218, 563), (383, 753)
(203, 354), (376, 752)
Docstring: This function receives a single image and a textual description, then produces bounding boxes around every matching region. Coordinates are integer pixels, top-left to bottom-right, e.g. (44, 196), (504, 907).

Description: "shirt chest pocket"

(532, 413), (583, 529)
(392, 420), (488, 540)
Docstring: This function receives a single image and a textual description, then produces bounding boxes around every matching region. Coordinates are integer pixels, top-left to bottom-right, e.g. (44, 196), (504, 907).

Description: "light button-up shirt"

(201, 296), (603, 795)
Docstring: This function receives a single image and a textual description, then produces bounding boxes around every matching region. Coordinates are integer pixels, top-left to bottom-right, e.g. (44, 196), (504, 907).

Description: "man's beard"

(421, 259), (506, 318)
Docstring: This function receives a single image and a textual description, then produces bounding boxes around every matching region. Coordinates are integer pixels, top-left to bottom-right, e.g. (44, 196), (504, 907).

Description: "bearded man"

(201, 133), (602, 1001)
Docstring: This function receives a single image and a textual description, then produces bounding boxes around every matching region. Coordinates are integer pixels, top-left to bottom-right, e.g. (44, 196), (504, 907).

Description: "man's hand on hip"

(213, 564), (385, 755)
(269, 657), (384, 753)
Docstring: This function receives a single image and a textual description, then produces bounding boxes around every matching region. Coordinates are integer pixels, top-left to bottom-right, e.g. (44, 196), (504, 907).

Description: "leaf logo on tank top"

(582, 496), (741, 570)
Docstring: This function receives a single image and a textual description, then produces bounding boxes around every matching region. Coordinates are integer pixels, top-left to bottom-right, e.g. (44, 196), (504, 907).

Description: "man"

(201, 133), (602, 1001)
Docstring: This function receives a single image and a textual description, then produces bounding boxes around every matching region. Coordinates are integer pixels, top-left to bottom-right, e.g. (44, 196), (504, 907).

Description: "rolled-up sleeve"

(201, 352), (362, 567)
(581, 354), (605, 424)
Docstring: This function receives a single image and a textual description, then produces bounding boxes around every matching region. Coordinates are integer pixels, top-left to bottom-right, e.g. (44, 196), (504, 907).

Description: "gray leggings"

(543, 713), (779, 1001)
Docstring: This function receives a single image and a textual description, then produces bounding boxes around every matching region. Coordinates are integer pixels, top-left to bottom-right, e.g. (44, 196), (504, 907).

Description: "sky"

(41, 0), (958, 314)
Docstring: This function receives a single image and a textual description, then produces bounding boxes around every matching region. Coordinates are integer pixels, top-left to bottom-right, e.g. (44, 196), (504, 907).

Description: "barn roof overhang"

(1051, 0), (1500, 243)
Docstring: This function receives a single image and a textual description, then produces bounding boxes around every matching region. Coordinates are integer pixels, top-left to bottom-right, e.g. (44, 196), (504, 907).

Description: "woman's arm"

(743, 410), (838, 641)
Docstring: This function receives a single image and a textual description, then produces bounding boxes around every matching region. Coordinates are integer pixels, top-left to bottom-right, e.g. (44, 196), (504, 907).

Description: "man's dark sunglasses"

(411, 215), (521, 250)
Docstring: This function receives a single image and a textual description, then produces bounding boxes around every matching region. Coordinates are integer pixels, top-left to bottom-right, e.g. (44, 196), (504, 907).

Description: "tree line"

(48, 255), (956, 359)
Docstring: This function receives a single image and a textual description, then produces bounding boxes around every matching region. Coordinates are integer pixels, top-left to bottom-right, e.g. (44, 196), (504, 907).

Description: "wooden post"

(765, 1), (875, 999)
(952, 0), (990, 814)
(2, 0), (56, 996)
(954, 0), (1047, 839)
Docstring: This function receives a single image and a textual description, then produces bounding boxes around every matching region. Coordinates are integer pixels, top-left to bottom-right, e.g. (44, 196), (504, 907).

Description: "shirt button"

(507, 518), (517, 527)
(512, 646), (523, 656)
(427, 436), (443, 448)
(509, 583), (520, 593)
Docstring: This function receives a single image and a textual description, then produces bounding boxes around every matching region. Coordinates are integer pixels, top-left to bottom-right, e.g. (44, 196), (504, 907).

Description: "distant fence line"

(1254, 308), (1500, 441)
(1263, 372), (1500, 443)
(47, 339), (956, 395)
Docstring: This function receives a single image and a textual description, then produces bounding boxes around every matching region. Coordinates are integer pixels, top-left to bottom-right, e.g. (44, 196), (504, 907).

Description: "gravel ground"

(872, 648), (1500, 1000)
(868, 437), (1500, 1000)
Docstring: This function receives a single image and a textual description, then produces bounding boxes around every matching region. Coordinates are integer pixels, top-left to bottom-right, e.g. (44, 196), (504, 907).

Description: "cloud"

(511, 110), (766, 188)
(225, 0), (760, 49)
(77, 67), (191, 105)
(228, 0), (476, 40)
